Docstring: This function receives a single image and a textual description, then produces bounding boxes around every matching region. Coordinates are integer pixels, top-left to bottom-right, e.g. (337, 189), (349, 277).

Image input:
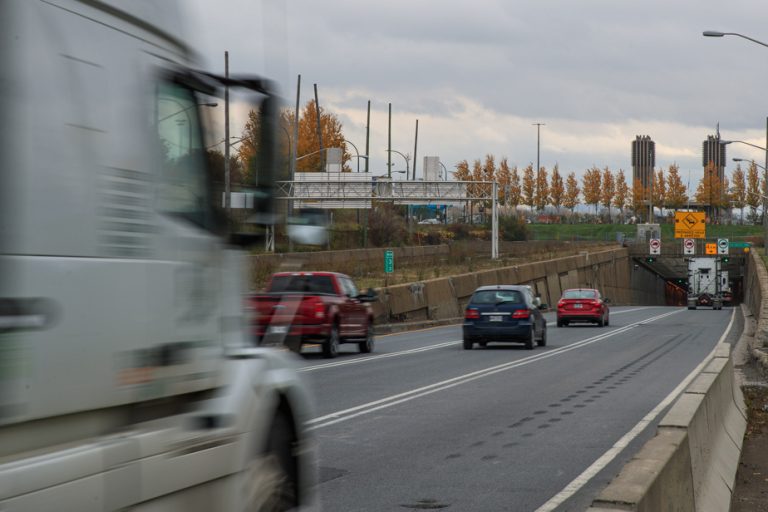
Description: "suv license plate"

(489, 315), (503, 322)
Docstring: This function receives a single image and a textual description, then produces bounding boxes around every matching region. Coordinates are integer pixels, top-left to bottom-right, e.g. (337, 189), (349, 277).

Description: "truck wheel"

(323, 325), (339, 359)
(246, 412), (298, 511)
(358, 324), (374, 353)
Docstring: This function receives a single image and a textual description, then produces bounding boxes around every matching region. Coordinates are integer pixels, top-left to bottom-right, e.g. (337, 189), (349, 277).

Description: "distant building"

(702, 134), (726, 181)
(631, 135), (655, 189)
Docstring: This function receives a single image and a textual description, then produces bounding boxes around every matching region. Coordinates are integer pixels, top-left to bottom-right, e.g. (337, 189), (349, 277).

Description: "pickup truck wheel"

(245, 412), (298, 511)
(358, 324), (374, 353)
(322, 325), (339, 359)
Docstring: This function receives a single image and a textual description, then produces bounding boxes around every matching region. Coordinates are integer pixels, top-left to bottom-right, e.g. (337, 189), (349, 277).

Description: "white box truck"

(0, 1), (314, 510)
(686, 257), (723, 310)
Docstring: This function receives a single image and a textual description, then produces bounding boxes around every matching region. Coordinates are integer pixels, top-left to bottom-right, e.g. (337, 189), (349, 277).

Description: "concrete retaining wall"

(589, 342), (747, 511)
(374, 248), (633, 324)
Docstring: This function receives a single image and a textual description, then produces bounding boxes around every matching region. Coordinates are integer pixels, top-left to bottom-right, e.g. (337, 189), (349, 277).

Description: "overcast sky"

(186, 0), (768, 191)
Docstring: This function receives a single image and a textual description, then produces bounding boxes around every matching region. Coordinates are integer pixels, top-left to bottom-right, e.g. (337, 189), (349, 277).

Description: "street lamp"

(344, 139), (369, 173)
(734, 157), (768, 246)
(438, 161), (449, 181)
(703, 30), (768, 253)
(385, 149), (410, 179)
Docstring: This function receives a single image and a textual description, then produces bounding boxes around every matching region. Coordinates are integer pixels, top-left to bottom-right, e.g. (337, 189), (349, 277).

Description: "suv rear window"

(269, 275), (335, 294)
(471, 290), (523, 304)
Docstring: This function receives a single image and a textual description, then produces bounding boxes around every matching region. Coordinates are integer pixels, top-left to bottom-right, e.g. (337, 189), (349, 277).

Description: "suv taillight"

(512, 309), (531, 319)
(465, 308), (480, 319)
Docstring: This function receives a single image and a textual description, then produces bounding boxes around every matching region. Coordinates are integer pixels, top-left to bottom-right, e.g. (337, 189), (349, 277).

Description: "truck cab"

(0, 2), (313, 510)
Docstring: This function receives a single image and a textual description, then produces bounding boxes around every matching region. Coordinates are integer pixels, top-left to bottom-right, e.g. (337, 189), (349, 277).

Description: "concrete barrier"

(374, 248), (634, 325)
(588, 342), (746, 511)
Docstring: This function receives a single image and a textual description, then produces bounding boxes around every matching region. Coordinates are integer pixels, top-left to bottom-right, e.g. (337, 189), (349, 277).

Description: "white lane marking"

(305, 308), (657, 369)
(534, 308), (735, 512)
(308, 309), (683, 430)
(299, 341), (459, 372)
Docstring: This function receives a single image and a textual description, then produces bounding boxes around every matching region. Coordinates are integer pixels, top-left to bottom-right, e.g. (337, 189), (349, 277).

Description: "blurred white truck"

(0, 1), (314, 510)
(686, 257), (722, 310)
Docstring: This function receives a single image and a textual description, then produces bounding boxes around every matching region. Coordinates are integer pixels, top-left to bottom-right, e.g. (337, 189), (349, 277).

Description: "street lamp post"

(344, 139), (368, 173)
(734, 157), (768, 250)
(385, 149), (410, 178)
(438, 161), (449, 181)
(703, 30), (768, 253)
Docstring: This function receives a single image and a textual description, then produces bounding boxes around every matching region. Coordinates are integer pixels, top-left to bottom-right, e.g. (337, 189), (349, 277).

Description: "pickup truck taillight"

(512, 309), (531, 319)
(312, 299), (326, 320)
(465, 308), (480, 319)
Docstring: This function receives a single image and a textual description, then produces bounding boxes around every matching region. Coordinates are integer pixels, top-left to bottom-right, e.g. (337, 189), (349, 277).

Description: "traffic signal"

(722, 256), (729, 263)
(645, 257), (656, 263)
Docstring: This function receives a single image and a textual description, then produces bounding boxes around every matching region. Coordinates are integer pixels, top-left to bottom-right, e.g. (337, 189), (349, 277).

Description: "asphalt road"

(296, 306), (737, 512)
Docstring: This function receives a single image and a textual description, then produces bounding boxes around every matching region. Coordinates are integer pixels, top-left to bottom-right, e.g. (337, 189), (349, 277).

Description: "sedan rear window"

(563, 290), (597, 299)
(471, 290), (524, 304)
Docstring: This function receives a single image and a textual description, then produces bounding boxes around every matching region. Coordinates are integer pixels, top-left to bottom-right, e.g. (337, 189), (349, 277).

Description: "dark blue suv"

(462, 285), (547, 350)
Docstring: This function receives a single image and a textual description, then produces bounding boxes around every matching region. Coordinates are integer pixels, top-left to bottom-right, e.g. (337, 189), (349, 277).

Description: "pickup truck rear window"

(269, 275), (335, 294)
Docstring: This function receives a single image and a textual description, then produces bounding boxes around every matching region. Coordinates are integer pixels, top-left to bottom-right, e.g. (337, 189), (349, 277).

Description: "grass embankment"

(528, 223), (764, 242)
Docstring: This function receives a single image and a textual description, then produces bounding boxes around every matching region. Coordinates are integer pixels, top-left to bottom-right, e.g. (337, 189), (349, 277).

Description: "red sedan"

(557, 288), (610, 327)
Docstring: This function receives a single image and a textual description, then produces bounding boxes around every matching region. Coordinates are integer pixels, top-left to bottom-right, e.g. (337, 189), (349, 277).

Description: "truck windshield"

(269, 275), (335, 294)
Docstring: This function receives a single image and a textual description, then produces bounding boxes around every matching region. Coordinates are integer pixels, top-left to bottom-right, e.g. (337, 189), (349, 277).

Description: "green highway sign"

(729, 242), (751, 249)
(384, 250), (394, 273)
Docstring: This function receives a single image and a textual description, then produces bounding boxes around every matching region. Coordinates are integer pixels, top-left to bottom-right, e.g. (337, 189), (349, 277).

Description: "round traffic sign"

(650, 239), (661, 249)
(684, 239), (694, 249)
(718, 239), (728, 249)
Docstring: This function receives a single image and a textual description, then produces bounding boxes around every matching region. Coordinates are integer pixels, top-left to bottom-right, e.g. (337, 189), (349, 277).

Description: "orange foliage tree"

(582, 167), (602, 216)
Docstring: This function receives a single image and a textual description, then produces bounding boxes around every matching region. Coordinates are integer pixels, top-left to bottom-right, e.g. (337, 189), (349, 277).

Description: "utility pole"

(224, 51), (230, 211)
(533, 122), (545, 176)
(387, 103), (392, 179)
(314, 84), (323, 171)
(365, 100), (370, 173)
(413, 119), (418, 181)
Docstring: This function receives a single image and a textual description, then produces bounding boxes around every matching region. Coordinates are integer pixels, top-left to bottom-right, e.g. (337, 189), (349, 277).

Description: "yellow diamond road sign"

(674, 211), (706, 239)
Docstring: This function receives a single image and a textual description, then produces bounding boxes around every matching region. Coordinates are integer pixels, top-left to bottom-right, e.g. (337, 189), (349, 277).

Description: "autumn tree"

(731, 164), (746, 223)
(522, 164), (536, 213)
(746, 161), (761, 222)
(508, 165), (522, 214)
(600, 167), (615, 222)
(497, 158), (511, 208)
(631, 178), (648, 221)
(292, 100), (350, 172)
(453, 160), (471, 181)
(582, 167), (602, 216)
(549, 165), (565, 214)
(665, 164), (688, 211)
(695, 162), (725, 220)
(534, 167), (549, 212)
(654, 168), (666, 211)
(613, 170), (629, 220)
(564, 172), (580, 217)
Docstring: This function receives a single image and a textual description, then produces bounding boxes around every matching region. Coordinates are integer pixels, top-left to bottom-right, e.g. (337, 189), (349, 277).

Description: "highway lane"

(299, 306), (736, 511)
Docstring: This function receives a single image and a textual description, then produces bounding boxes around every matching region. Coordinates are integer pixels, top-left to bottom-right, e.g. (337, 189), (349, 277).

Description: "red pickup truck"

(249, 272), (377, 358)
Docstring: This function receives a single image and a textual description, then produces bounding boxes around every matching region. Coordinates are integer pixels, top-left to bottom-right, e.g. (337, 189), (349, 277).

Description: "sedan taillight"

(465, 308), (480, 319)
(512, 309), (531, 319)
(557, 300), (566, 308)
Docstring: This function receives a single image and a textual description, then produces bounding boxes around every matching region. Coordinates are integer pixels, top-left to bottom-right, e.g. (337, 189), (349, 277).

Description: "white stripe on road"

(303, 307), (657, 370)
(299, 340), (459, 372)
(534, 307), (735, 512)
(308, 309), (683, 430)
